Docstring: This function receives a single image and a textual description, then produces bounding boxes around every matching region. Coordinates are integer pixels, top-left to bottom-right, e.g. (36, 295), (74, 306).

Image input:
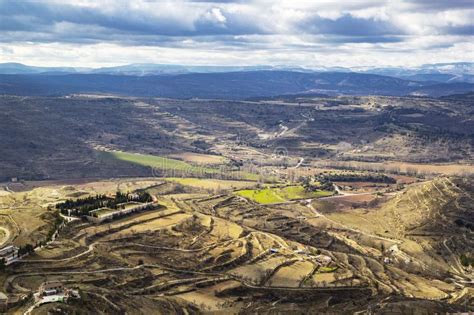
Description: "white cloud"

(0, 0), (472, 67)
(203, 8), (227, 25)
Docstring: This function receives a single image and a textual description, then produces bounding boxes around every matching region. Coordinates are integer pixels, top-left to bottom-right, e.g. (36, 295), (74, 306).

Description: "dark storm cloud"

(298, 14), (403, 38)
(0, 0), (472, 47)
(0, 1), (262, 39)
(0, 1), (178, 36)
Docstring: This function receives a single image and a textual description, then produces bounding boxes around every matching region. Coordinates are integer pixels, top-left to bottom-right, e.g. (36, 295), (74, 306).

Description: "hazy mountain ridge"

(0, 71), (472, 99)
(0, 62), (472, 83)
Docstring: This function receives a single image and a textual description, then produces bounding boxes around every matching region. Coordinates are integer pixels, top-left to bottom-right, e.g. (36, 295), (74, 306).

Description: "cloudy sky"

(0, 0), (472, 68)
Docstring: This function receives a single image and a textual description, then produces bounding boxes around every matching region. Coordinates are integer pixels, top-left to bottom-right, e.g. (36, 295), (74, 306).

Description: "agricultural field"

(163, 177), (257, 191)
(167, 152), (226, 165)
(236, 185), (334, 204)
(100, 150), (218, 175)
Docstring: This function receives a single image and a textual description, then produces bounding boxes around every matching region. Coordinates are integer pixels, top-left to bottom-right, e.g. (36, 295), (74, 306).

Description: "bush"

(460, 253), (474, 267)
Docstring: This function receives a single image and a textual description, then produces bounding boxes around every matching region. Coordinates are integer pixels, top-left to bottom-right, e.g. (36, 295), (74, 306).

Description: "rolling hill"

(0, 71), (472, 99)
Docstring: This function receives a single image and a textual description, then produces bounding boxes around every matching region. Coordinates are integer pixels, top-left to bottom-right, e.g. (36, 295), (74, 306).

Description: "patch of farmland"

(167, 152), (226, 165)
(80, 209), (183, 238)
(386, 266), (450, 299)
(235, 185), (333, 204)
(208, 217), (244, 239)
(235, 188), (286, 204)
(177, 282), (235, 311)
(116, 212), (191, 235)
(278, 186), (334, 199)
(164, 178), (257, 190)
(314, 160), (474, 176)
(267, 260), (314, 287)
(230, 255), (288, 284)
(100, 150), (218, 175)
(312, 271), (337, 284)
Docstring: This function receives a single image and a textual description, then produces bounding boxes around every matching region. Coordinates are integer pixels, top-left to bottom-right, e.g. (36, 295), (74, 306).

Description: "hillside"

(318, 177), (474, 278)
(0, 71), (472, 99)
(1, 94), (472, 182)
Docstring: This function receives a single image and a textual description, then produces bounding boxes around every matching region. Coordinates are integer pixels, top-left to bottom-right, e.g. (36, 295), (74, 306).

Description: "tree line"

(56, 191), (153, 216)
(318, 173), (396, 184)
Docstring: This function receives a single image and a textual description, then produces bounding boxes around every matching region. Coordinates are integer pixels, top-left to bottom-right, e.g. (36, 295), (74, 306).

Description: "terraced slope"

(321, 177), (474, 278)
(379, 177), (472, 237)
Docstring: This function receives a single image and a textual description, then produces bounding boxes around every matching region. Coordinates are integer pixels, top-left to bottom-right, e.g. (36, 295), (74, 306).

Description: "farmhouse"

(39, 281), (64, 296)
(34, 281), (80, 306)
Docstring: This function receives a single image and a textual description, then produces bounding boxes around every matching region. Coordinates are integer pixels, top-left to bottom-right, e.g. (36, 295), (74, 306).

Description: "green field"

(235, 185), (334, 204)
(101, 150), (218, 175)
(101, 150), (262, 181)
(319, 266), (338, 273)
(236, 187), (286, 204)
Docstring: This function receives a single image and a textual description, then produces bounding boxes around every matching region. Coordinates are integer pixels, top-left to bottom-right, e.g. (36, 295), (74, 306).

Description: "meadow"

(236, 185), (334, 204)
(101, 150), (218, 175)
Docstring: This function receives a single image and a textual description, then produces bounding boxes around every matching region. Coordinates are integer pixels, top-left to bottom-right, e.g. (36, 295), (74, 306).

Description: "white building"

(0, 245), (19, 264)
(86, 202), (154, 224)
(314, 254), (332, 266)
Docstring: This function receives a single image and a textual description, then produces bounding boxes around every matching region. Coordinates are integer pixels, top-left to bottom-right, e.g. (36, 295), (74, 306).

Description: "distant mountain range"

(0, 62), (473, 83)
(0, 70), (472, 99)
(354, 62), (474, 84)
(0, 62), (308, 76)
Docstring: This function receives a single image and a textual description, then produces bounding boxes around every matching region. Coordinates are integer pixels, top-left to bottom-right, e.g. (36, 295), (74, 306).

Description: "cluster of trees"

(454, 219), (474, 231)
(460, 253), (474, 267)
(56, 194), (111, 216)
(18, 244), (35, 256)
(43, 211), (64, 244)
(318, 178), (335, 191)
(301, 177), (335, 192)
(56, 191), (153, 216)
(113, 191), (153, 204)
(316, 161), (426, 176)
(318, 173), (396, 184)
